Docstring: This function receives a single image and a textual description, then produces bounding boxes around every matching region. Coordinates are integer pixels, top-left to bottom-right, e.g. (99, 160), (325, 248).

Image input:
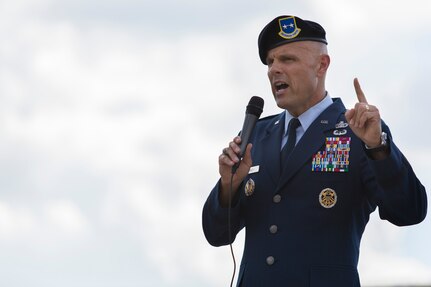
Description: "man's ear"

(318, 54), (330, 76)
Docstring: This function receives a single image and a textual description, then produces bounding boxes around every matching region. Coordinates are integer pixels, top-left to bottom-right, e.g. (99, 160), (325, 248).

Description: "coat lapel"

(276, 98), (347, 192)
(259, 112), (285, 185)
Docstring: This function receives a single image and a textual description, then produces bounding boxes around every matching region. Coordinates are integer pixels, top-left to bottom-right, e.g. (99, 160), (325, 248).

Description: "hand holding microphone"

(219, 136), (252, 180)
(218, 96), (264, 206)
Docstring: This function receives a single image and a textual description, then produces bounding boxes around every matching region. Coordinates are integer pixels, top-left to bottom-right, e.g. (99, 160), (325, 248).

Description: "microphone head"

(246, 96), (264, 117)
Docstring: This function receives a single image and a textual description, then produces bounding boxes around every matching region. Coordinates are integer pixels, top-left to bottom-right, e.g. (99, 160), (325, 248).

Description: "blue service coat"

(202, 98), (427, 287)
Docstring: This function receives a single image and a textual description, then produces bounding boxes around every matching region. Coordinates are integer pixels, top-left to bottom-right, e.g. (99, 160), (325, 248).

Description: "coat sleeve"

(202, 179), (245, 247)
(364, 125), (427, 226)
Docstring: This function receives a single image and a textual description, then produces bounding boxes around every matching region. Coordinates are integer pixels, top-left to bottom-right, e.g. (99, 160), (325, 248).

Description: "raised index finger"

(353, 77), (368, 104)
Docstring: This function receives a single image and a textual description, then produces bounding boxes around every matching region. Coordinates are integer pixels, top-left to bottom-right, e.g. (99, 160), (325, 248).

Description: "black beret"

(258, 15), (327, 64)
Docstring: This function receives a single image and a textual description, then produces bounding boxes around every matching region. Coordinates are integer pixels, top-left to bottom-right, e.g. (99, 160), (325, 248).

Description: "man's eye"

(282, 57), (294, 62)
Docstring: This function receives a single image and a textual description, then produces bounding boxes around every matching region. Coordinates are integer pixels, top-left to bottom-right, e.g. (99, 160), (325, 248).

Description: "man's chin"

(275, 98), (289, 110)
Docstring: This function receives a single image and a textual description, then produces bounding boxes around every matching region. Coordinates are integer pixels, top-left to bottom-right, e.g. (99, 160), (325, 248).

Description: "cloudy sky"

(0, 0), (430, 286)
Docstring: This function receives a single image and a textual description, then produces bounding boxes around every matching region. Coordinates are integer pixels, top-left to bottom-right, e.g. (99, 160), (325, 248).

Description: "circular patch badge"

(244, 178), (255, 197)
(319, 188), (337, 208)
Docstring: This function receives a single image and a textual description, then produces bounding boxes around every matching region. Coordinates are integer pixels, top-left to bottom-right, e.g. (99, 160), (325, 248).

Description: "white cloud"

(0, 202), (37, 239)
(360, 248), (431, 285)
(44, 200), (89, 235)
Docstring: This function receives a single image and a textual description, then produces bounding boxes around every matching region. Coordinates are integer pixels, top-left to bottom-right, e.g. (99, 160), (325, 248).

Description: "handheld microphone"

(232, 96), (264, 174)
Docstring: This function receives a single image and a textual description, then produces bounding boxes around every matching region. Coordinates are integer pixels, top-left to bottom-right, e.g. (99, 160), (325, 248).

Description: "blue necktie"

(280, 118), (301, 170)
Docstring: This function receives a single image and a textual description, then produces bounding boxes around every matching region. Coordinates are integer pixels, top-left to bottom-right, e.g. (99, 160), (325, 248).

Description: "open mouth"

(275, 82), (289, 92)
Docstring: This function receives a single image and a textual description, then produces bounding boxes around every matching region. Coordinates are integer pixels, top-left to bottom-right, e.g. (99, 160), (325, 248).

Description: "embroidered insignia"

(244, 178), (255, 196)
(319, 188), (337, 208)
(333, 129), (347, 136)
(335, 121), (349, 129)
(278, 16), (301, 39)
(312, 137), (351, 172)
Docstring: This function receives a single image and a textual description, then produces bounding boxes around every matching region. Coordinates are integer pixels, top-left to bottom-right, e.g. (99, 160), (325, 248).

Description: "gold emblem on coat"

(245, 178), (255, 196)
(319, 188), (337, 208)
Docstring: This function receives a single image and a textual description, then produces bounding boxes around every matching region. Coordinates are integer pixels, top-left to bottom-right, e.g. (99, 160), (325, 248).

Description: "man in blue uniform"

(202, 15), (427, 286)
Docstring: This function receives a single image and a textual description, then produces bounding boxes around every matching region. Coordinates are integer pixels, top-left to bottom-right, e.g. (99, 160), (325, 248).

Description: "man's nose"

(268, 61), (282, 75)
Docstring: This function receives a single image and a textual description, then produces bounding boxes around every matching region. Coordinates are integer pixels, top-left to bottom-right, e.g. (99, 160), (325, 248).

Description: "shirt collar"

(284, 93), (333, 135)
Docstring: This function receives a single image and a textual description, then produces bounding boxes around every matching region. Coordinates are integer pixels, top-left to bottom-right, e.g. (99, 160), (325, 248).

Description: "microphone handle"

(232, 114), (259, 174)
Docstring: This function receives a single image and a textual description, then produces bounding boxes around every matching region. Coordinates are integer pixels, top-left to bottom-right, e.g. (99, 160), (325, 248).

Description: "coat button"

(269, 225), (278, 234)
(273, 194), (281, 203)
(266, 256), (275, 266)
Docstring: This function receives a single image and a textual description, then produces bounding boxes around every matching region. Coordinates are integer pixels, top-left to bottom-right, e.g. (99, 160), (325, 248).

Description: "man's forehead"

(267, 41), (317, 56)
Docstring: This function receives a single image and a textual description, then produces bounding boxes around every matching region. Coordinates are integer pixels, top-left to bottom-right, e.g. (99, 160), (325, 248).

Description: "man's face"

(266, 41), (326, 116)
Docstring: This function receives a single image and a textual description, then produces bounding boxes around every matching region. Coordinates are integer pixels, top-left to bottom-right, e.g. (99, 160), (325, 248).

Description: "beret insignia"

(278, 16), (301, 40)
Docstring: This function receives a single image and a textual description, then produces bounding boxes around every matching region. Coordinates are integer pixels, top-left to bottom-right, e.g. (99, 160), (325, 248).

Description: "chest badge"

(319, 188), (337, 208)
(312, 137), (351, 172)
(244, 178), (255, 197)
(333, 129), (347, 136)
(335, 120), (349, 129)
